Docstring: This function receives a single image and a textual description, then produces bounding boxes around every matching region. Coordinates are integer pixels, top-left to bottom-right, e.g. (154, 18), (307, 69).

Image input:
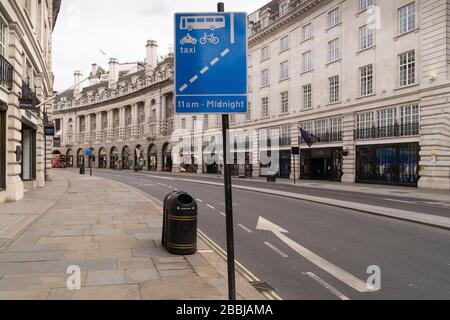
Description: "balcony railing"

(300, 132), (343, 145)
(20, 81), (41, 109)
(354, 123), (420, 140)
(0, 55), (13, 90)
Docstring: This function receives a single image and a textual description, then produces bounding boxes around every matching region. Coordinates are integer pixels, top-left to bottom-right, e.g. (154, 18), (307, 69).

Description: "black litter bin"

(267, 175), (276, 182)
(80, 166), (85, 175)
(162, 192), (198, 255)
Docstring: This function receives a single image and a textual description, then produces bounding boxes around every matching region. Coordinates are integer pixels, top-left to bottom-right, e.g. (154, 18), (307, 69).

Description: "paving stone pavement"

(0, 171), (264, 300)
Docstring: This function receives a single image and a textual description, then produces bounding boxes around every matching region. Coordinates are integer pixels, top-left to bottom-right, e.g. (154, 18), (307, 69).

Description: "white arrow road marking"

(239, 224), (253, 234)
(264, 242), (288, 258)
(303, 272), (350, 301)
(256, 217), (376, 293)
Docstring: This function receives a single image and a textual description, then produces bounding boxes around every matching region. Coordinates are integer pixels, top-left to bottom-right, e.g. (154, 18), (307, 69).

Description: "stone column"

(161, 95), (167, 135)
(96, 112), (102, 142)
(289, 125), (299, 181)
(341, 113), (356, 184)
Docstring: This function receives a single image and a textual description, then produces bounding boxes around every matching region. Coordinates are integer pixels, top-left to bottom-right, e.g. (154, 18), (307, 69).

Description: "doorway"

(21, 122), (37, 181)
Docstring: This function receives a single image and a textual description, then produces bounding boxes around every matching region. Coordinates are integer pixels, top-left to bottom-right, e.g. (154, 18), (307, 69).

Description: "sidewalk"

(0, 171), (264, 300)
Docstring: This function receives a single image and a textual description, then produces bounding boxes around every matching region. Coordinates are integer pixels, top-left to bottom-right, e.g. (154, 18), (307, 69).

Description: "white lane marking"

(206, 204), (215, 210)
(257, 217), (374, 293)
(238, 224), (253, 234)
(189, 75), (199, 83)
(179, 84), (188, 92)
(304, 272), (350, 301)
(264, 242), (288, 258)
(196, 199), (204, 203)
(219, 212), (226, 217)
(210, 57), (220, 66)
(200, 66), (209, 74)
(221, 48), (230, 57)
(384, 198), (415, 204)
(157, 183), (168, 187)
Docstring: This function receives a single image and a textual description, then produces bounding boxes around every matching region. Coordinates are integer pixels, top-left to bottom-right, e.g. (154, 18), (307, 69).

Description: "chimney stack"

(89, 63), (99, 86)
(108, 58), (119, 87)
(146, 40), (158, 70)
(73, 71), (82, 97)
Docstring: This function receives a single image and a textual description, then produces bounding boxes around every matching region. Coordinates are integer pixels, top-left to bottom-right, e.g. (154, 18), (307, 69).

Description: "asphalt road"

(81, 169), (450, 300)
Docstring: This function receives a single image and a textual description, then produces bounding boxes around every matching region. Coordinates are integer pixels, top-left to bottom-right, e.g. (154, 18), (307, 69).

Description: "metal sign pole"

(44, 133), (47, 182)
(218, 1), (236, 301)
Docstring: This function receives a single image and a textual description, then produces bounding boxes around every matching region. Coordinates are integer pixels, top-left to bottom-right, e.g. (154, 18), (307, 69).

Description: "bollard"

(164, 192), (198, 255)
(80, 166), (85, 175)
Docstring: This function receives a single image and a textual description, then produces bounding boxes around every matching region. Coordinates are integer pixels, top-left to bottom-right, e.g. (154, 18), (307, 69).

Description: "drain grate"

(250, 281), (277, 293)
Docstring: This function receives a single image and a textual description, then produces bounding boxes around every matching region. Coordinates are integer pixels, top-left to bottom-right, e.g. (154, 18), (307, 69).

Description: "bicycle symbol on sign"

(200, 33), (220, 45)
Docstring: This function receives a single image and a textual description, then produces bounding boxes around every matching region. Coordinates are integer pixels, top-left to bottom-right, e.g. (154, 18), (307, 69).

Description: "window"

(246, 102), (251, 121)
(378, 108), (396, 128)
(0, 18), (6, 57)
(303, 51), (312, 72)
(192, 116), (197, 129)
(360, 25), (374, 50)
(401, 105), (419, 125)
(280, 2), (289, 17)
(401, 104), (420, 135)
(261, 46), (269, 60)
(328, 75), (340, 103)
(399, 50), (415, 87)
(230, 114), (236, 124)
(360, 0), (373, 11)
(302, 23), (313, 41)
(315, 120), (327, 137)
(356, 112), (374, 138)
(331, 117), (343, 140)
(281, 91), (289, 114)
(303, 84), (312, 110)
(203, 115), (209, 129)
(261, 15), (270, 28)
(399, 2), (416, 34)
(280, 35), (289, 51)
(328, 7), (340, 28)
(328, 39), (340, 62)
(280, 61), (289, 80)
(216, 115), (221, 126)
(360, 64), (373, 96)
(261, 69), (269, 87)
(261, 97), (269, 118)
(280, 125), (291, 145)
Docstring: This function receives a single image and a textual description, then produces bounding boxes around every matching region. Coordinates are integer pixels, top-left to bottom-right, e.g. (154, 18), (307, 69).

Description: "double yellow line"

(198, 229), (282, 301)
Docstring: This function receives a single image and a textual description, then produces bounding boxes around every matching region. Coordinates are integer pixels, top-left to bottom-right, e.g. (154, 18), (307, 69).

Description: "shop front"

(162, 143), (173, 172)
(76, 148), (84, 168)
(66, 149), (74, 167)
(98, 148), (107, 168)
(21, 119), (37, 182)
(148, 144), (157, 171)
(356, 143), (419, 187)
(300, 147), (343, 182)
(122, 146), (132, 170)
(259, 149), (291, 178)
(110, 147), (119, 169)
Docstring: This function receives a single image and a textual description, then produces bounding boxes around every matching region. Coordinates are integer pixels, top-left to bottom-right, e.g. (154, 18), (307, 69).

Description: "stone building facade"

(53, 41), (177, 174)
(53, 0), (450, 190)
(0, 0), (61, 203)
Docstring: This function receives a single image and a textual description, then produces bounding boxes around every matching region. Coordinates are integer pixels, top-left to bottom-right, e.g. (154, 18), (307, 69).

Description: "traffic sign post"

(175, 2), (247, 301)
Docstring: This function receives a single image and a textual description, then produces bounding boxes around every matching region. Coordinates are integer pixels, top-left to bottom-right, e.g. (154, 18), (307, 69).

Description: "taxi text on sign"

(175, 12), (247, 114)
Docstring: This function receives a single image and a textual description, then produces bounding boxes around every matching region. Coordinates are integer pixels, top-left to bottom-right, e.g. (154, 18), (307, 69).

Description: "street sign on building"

(174, 12), (247, 114)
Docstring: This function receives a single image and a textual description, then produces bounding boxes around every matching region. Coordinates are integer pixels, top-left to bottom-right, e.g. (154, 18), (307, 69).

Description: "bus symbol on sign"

(180, 15), (226, 31)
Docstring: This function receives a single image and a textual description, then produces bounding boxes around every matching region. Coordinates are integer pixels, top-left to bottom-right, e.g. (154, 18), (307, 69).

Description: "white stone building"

(53, 0), (450, 190)
(0, 0), (61, 203)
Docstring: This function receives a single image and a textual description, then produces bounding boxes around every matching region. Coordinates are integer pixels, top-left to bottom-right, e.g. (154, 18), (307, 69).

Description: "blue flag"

(299, 128), (318, 147)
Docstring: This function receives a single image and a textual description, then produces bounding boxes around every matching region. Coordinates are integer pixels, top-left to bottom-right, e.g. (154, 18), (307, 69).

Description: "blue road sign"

(175, 12), (247, 114)
(85, 148), (93, 157)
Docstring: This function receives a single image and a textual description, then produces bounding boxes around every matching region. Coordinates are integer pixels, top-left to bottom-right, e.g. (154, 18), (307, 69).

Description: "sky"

(52, 0), (271, 91)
